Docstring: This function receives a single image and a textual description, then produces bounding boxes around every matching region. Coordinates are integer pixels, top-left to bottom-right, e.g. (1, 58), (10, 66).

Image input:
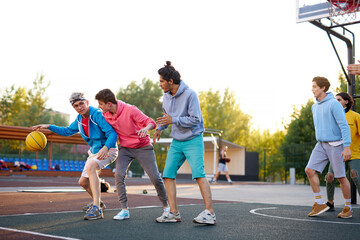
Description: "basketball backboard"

(296, 0), (360, 23)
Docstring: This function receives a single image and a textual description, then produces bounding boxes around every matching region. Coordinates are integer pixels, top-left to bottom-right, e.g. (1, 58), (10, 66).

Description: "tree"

(0, 74), (68, 127)
(198, 88), (252, 146)
(0, 74), (68, 156)
(247, 128), (285, 182)
(283, 100), (315, 145)
(281, 99), (316, 183)
(116, 78), (163, 120)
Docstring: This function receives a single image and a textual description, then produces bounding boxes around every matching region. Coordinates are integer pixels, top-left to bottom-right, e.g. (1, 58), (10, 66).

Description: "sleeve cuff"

(172, 116), (179, 124)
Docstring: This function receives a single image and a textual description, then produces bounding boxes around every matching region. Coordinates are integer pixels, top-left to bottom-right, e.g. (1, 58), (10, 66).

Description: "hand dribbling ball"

(26, 131), (47, 151)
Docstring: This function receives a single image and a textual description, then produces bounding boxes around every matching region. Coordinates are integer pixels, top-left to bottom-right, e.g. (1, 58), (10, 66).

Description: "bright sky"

(1, 0), (359, 133)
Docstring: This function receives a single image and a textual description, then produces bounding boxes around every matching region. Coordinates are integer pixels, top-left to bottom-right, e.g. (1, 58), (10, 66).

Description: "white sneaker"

(113, 209), (130, 220)
(156, 211), (181, 223)
(193, 209), (216, 225)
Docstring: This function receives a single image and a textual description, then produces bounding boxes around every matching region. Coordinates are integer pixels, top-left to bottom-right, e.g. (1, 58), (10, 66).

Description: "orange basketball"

(25, 131), (47, 151)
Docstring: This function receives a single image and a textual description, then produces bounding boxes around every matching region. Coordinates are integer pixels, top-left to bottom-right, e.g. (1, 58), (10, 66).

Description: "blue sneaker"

(83, 201), (106, 212)
(113, 209), (130, 220)
(84, 205), (103, 220)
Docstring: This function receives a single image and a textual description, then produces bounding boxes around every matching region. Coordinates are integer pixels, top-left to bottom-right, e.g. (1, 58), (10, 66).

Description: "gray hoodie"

(158, 80), (204, 141)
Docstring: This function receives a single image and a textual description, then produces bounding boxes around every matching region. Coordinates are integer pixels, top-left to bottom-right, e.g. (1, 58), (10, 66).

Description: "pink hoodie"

(102, 100), (156, 148)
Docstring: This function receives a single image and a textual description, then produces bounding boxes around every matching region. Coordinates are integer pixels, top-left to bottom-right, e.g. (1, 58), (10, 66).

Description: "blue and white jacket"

(48, 106), (117, 154)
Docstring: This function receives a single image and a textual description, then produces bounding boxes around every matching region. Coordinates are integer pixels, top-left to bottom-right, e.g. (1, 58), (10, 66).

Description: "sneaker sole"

(193, 219), (216, 225)
(338, 215), (352, 219)
(156, 219), (181, 223)
(84, 216), (104, 220)
(113, 216), (130, 220)
(308, 206), (330, 217)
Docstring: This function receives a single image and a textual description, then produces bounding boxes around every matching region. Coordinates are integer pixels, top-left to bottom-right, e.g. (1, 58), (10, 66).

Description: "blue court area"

(1, 202), (359, 240)
(1, 157), (112, 171)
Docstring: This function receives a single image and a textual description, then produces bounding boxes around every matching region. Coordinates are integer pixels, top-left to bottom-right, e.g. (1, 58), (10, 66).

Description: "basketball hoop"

(327, 0), (360, 24)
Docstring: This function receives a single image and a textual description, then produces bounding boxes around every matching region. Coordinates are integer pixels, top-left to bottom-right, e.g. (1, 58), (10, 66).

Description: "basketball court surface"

(0, 176), (359, 240)
(2, 1), (360, 239)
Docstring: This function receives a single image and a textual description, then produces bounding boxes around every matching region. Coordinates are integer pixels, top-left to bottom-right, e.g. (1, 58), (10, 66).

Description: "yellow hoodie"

(346, 110), (360, 160)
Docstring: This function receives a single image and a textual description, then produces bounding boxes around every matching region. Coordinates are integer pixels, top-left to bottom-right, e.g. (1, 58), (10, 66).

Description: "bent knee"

(305, 168), (315, 176)
(351, 169), (358, 178)
(326, 173), (334, 183)
(86, 161), (99, 172)
(115, 172), (126, 181)
(78, 178), (89, 188)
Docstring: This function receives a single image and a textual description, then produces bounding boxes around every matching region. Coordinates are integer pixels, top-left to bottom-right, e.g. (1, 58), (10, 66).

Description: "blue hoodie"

(158, 80), (204, 141)
(48, 106), (117, 154)
(312, 92), (351, 147)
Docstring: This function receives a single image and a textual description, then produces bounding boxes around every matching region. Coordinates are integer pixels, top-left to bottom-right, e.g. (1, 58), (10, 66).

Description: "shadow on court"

(1, 202), (359, 240)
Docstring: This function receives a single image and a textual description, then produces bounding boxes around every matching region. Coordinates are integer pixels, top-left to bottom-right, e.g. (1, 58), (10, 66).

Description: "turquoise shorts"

(162, 134), (206, 179)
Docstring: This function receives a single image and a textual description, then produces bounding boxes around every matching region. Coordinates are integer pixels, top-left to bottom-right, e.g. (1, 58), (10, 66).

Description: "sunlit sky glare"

(1, 0), (359, 133)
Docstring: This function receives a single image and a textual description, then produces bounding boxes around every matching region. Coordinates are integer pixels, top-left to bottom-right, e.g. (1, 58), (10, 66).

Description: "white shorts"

(81, 148), (118, 178)
(217, 163), (228, 172)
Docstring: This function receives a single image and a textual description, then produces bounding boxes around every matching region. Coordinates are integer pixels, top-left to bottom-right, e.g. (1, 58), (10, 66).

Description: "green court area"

(1, 203), (359, 240)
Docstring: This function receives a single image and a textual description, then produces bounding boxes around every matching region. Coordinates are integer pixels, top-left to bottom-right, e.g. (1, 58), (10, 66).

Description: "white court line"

(250, 207), (360, 225)
(0, 226), (81, 240)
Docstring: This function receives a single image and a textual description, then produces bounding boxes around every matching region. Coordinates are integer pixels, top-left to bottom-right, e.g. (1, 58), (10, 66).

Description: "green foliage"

(198, 88), (288, 182)
(0, 74), (68, 127)
(281, 99), (316, 183)
(199, 88), (252, 146)
(117, 78), (163, 120)
(0, 74), (68, 154)
(283, 100), (315, 145)
(248, 129), (286, 182)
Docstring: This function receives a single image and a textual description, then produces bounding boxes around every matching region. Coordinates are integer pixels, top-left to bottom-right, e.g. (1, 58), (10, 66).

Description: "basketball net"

(327, 0), (360, 25)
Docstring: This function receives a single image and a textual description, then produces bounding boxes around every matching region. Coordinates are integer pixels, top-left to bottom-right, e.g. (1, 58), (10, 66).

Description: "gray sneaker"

(156, 211), (181, 223)
(83, 201), (106, 212)
(84, 205), (103, 220)
(193, 210), (216, 225)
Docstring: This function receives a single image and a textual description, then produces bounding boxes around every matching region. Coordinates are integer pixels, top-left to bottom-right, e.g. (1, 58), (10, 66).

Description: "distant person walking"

(32, 92), (118, 220)
(305, 77), (352, 219)
(153, 61), (216, 225)
(211, 146), (232, 184)
(95, 88), (168, 221)
(326, 92), (360, 212)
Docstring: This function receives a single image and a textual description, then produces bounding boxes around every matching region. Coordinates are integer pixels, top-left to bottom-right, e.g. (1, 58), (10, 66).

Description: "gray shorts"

(328, 158), (360, 175)
(306, 142), (346, 178)
(217, 163), (228, 172)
